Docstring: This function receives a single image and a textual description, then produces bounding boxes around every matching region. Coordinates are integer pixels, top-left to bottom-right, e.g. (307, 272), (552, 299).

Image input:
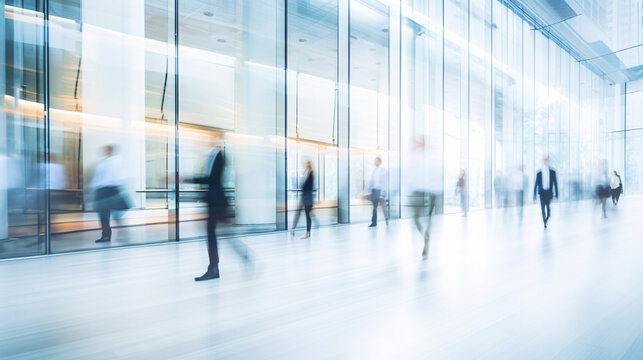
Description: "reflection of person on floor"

(186, 139), (250, 281)
(368, 156), (389, 228)
(533, 157), (558, 228)
(89, 145), (131, 243)
(291, 159), (314, 239)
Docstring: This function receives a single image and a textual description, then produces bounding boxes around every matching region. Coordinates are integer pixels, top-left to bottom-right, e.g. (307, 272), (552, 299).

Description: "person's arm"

(533, 173), (539, 200)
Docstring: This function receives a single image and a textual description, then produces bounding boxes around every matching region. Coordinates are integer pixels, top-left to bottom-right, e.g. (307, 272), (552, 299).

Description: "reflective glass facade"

(0, 0), (621, 259)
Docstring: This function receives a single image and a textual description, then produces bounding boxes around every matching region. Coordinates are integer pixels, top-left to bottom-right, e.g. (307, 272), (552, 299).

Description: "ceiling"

(504, 0), (643, 84)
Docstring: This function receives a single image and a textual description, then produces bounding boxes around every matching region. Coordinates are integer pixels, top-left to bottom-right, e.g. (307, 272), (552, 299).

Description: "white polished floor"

(1, 200), (642, 359)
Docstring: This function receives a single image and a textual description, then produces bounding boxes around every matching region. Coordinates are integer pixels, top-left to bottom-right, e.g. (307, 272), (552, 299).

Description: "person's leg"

(380, 194), (389, 224)
(291, 204), (302, 234)
(412, 191), (424, 234)
(539, 196), (547, 226)
(99, 209), (111, 240)
(545, 198), (551, 222)
(206, 212), (219, 271)
(306, 205), (313, 234)
(601, 198), (607, 218)
(423, 194), (437, 256)
(195, 211), (221, 280)
(370, 189), (380, 226)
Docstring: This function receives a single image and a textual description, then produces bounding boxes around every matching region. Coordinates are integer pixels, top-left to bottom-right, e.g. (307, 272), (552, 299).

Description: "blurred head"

(102, 145), (115, 157)
(374, 156), (382, 167)
(414, 136), (425, 150)
(303, 159), (313, 172)
(460, 169), (465, 177)
(613, 170), (618, 175)
(207, 132), (223, 148)
(543, 157), (549, 167)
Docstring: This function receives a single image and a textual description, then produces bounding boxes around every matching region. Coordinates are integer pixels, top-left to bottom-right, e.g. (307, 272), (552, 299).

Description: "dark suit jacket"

(193, 149), (228, 211)
(534, 168), (558, 200)
(301, 170), (314, 207)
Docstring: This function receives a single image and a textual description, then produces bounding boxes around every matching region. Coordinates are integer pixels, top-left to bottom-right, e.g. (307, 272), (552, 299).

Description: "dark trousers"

(293, 204), (313, 232)
(370, 189), (389, 225)
(99, 209), (112, 240)
(206, 211), (219, 271)
(539, 195), (551, 225)
(611, 188), (621, 205)
(412, 191), (440, 241)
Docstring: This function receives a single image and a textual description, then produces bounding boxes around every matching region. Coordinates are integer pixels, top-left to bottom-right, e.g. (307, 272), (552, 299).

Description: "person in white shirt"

(408, 137), (443, 257)
(89, 145), (131, 243)
(368, 156), (389, 227)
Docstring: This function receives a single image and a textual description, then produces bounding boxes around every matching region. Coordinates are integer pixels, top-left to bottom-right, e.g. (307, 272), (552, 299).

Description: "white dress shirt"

(541, 166), (550, 190)
(370, 165), (387, 191)
(89, 155), (128, 189)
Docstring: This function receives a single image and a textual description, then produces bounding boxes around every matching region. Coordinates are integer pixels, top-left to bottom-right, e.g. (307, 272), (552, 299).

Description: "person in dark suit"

(187, 141), (230, 281)
(533, 157), (558, 228)
(291, 160), (314, 239)
(610, 170), (623, 206)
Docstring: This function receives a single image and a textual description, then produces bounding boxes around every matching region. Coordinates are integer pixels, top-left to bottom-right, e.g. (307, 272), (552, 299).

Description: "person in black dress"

(291, 160), (314, 239)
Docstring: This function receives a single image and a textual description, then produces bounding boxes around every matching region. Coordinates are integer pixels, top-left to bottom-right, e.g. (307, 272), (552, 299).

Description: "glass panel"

(349, 0), (389, 222)
(625, 129), (643, 194)
(469, 0), (491, 211)
(286, 0), (339, 229)
(0, 1), (46, 258)
(522, 22), (535, 202)
(534, 33), (548, 174)
(178, 0), (281, 238)
(48, 0), (177, 252)
(443, 0), (468, 214)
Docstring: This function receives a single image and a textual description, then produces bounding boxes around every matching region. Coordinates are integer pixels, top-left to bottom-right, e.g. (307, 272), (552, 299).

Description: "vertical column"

(232, 0), (278, 225)
(275, 0), (287, 230)
(337, 0), (350, 223)
(0, 0), (6, 240)
(388, 1), (401, 219)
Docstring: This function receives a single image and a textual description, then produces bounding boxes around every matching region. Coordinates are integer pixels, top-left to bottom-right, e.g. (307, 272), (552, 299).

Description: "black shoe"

(95, 238), (111, 243)
(195, 268), (220, 281)
(368, 223), (377, 228)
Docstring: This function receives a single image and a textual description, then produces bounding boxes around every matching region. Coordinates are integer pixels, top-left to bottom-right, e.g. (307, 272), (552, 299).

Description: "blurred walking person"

(533, 157), (558, 228)
(89, 145), (131, 243)
(408, 137), (442, 257)
(291, 159), (314, 239)
(185, 136), (248, 281)
(494, 170), (506, 208)
(368, 156), (389, 227)
(456, 169), (467, 216)
(594, 162), (610, 219)
(510, 166), (526, 221)
(610, 170), (623, 206)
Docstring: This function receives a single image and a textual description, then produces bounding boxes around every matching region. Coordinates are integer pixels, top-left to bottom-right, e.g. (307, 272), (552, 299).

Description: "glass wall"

(0, 0), (619, 259)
